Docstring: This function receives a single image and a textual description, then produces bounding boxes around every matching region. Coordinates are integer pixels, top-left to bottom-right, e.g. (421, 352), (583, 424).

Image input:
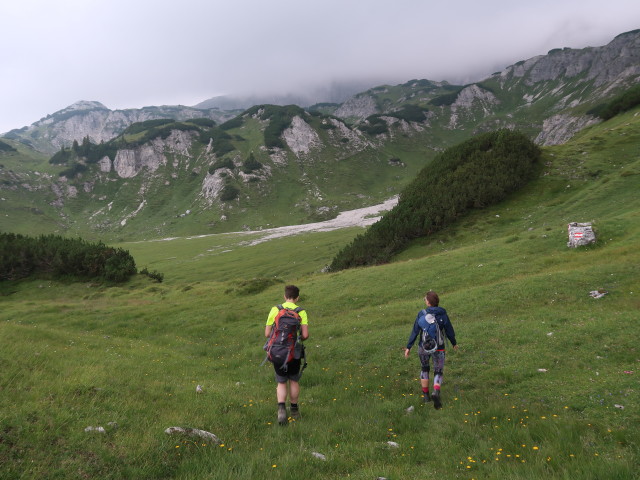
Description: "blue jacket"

(406, 306), (457, 351)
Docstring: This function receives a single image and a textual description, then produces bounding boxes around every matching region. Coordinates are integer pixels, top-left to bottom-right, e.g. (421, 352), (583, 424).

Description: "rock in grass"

(164, 427), (222, 444)
(311, 451), (327, 460)
(386, 441), (399, 448)
(567, 222), (596, 247)
(196, 384), (204, 394)
(406, 405), (415, 414)
(84, 426), (106, 433)
(589, 289), (608, 299)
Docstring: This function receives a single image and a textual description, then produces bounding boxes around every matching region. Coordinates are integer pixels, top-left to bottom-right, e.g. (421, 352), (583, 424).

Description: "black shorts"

(274, 359), (302, 383)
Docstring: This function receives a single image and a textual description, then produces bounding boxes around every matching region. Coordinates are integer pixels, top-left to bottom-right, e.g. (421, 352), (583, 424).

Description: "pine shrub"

(0, 233), (137, 282)
(329, 129), (541, 270)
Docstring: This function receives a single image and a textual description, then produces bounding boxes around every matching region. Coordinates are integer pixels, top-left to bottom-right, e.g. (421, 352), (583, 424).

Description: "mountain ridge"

(1, 29), (639, 241)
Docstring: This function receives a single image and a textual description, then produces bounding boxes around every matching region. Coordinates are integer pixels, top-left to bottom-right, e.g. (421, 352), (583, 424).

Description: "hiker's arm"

(300, 324), (309, 340)
(265, 306), (278, 337)
(405, 318), (420, 351)
(444, 320), (457, 347)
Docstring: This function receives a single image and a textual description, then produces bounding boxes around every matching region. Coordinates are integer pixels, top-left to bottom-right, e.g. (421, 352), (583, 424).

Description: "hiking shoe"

(290, 406), (301, 420)
(277, 405), (288, 425)
(422, 392), (432, 403)
(432, 390), (442, 410)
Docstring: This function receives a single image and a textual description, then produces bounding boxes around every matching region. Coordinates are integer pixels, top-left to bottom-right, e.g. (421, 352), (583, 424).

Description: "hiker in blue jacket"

(404, 291), (458, 409)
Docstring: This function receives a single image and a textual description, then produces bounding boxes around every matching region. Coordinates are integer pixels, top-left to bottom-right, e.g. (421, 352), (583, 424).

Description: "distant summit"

(194, 80), (378, 110)
(63, 101), (110, 112)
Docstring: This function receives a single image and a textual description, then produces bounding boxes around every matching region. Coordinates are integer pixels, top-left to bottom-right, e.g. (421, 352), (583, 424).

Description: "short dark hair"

(425, 291), (439, 306)
(285, 285), (300, 300)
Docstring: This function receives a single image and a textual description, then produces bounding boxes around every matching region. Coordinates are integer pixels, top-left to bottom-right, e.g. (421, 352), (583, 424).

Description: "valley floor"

(152, 196), (399, 246)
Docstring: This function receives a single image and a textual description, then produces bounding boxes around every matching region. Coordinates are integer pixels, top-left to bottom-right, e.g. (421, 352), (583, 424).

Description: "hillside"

(0, 29), (639, 243)
(0, 106), (638, 479)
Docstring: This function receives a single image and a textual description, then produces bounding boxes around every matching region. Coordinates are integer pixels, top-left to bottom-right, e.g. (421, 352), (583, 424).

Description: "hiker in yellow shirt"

(265, 285), (309, 424)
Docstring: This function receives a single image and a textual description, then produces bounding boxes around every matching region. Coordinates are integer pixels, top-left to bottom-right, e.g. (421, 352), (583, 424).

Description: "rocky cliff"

(4, 101), (235, 155)
(500, 30), (640, 88)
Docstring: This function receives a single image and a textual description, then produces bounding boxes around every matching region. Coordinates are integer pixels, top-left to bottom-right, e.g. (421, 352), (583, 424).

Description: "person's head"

(284, 284), (300, 301)
(425, 291), (439, 307)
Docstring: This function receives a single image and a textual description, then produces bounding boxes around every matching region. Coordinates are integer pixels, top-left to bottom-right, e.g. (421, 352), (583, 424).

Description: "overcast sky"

(1, 0), (639, 133)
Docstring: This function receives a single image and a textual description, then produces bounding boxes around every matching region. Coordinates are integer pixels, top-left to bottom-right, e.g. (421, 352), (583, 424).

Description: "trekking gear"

(420, 311), (444, 354)
(278, 404), (288, 425)
(290, 403), (301, 420)
(422, 391), (432, 403)
(432, 389), (442, 410)
(264, 305), (305, 370)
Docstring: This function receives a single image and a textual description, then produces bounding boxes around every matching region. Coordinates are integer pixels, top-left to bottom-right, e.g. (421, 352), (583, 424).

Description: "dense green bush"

(50, 147), (75, 165)
(241, 152), (262, 173)
(198, 127), (235, 156)
(388, 105), (429, 122)
(329, 129), (541, 270)
(59, 162), (87, 178)
(140, 267), (164, 283)
(359, 115), (388, 135)
(587, 84), (640, 120)
(50, 137), (119, 166)
(429, 89), (463, 106)
(187, 118), (217, 128)
(219, 184), (240, 201)
(219, 117), (244, 130)
(0, 233), (137, 282)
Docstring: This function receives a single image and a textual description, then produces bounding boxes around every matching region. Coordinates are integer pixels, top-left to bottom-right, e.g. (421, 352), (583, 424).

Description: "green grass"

(1, 110), (639, 479)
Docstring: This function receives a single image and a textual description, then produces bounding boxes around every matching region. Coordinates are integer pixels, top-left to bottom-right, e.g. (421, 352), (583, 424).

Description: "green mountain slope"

(1, 106), (638, 479)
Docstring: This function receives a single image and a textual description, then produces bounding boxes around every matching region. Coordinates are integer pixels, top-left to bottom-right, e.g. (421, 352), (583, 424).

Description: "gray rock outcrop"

(282, 116), (321, 157)
(334, 94), (378, 121)
(499, 30), (640, 88)
(112, 130), (194, 178)
(535, 114), (600, 146)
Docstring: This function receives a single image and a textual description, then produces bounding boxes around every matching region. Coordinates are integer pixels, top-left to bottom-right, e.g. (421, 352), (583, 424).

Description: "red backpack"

(263, 305), (304, 369)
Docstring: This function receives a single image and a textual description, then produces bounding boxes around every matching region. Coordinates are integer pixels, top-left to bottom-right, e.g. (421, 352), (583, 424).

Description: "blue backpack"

(419, 310), (444, 354)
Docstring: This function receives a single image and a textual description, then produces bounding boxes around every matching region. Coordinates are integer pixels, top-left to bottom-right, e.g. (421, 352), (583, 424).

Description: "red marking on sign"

(573, 232), (583, 238)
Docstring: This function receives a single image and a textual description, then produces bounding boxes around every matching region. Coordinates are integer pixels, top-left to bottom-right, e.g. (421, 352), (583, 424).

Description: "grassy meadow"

(1, 109), (639, 479)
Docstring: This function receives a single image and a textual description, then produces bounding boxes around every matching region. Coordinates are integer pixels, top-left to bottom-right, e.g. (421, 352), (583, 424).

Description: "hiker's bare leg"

(289, 380), (300, 404)
(277, 382), (288, 403)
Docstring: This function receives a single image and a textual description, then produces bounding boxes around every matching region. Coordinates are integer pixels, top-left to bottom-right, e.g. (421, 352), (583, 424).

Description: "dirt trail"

(242, 196), (398, 245)
(159, 196), (398, 245)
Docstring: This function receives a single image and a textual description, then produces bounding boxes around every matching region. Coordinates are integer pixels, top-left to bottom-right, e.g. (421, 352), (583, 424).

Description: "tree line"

(329, 129), (541, 271)
(0, 233), (137, 282)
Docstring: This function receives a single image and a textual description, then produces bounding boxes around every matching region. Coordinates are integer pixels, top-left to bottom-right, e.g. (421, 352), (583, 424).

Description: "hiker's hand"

(453, 345), (459, 351)
(404, 348), (410, 358)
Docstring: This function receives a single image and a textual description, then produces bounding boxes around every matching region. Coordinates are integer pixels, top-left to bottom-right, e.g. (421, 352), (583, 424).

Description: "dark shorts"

(274, 359), (302, 383)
